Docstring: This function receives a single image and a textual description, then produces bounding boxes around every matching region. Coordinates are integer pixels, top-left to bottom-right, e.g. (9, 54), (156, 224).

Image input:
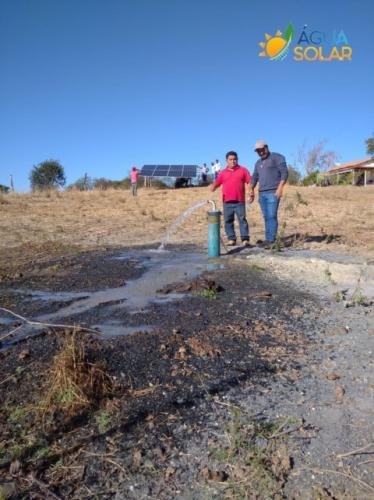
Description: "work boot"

(242, 240), (251, 247)
(257, 240), (275, 249)
(227, 240), (237, 246)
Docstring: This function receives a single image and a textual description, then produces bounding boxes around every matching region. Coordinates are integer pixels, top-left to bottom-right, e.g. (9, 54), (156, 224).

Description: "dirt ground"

(0, 186), (373, 274)
(0, 186), (373, 498)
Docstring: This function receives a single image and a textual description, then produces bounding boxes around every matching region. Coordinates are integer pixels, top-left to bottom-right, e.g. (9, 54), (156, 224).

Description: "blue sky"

(1, 0), (373, 191)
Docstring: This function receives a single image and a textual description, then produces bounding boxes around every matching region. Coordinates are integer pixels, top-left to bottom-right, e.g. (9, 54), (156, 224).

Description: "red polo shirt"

(214, 165), (251, 202)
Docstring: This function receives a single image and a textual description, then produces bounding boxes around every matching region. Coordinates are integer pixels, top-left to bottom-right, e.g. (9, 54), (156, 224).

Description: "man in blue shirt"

(249, 140), (288, 247)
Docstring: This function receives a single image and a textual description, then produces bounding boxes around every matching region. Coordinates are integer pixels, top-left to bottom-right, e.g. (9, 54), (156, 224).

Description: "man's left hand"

(275, 187), (283, 199)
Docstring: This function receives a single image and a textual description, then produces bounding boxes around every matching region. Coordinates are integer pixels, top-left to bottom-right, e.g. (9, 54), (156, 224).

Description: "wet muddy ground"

(0, 247), (373, 499)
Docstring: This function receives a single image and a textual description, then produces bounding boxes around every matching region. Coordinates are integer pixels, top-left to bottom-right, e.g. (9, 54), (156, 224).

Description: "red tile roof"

(326, 158), (374, 174)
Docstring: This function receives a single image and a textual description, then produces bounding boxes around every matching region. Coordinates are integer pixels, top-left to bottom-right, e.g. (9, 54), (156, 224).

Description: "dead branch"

(336, 443), (374, 459)
(269, 422), (304, 439)
(81, 450), (127, 476)
(0, 324), (23, 342)
(27, 473), (63, 500)
(306, 466), (374, 493)
(0, 307), (99, 335)
(357, 459), (374, 467)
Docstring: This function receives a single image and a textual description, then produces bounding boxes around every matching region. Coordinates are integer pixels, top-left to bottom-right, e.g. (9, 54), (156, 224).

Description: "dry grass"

(0, 185), (373, 269)
(39, 330), (113, 418)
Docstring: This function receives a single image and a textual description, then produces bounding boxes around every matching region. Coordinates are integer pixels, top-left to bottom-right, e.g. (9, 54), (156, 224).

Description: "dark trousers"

(223, 202), (249, 241)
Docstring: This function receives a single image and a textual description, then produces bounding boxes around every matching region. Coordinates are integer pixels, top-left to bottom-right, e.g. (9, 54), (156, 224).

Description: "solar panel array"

(141, 165), (198, 178)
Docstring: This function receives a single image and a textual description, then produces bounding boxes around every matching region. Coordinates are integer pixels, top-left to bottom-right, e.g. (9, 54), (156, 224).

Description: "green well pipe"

(207, 210), (221, 257)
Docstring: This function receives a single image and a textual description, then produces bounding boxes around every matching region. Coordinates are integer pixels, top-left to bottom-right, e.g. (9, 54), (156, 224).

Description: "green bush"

(302, 170), (319, 186)
(287, 166), (302, 185)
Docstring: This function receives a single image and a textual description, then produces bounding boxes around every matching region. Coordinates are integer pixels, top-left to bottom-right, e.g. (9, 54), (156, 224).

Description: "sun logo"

(259, 23), (294, 61)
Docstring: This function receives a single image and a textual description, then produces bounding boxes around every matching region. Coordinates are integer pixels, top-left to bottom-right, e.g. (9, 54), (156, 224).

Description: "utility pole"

(10, 174), (14, 192)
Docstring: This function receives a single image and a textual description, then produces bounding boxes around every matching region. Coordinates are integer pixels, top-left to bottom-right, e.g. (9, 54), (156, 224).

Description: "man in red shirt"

(210, 151), (251, 246)
(130, 166), (140, 196)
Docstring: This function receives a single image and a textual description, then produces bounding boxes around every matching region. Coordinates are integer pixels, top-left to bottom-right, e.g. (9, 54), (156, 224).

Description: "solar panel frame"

(168, 167), (181, 177)
(140, 164), (198, 178)
(141, 165), (157, 176)
(182, 165), (197, 177)
(154, 165), (170, 176)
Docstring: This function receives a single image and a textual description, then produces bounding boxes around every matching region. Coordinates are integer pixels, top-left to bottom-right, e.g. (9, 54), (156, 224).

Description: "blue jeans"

(259, 191), (280, 242)
(223, 202), (249, 241)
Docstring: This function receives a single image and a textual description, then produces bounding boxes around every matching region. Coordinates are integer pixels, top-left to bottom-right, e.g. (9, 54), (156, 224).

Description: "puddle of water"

(0, 317), (14, 326)
(207, 262), (226, 271)
(35, 251), (208, 323)
(13, 289), (89, 302)
(3, 250), (225, 346)
(93, 322), (154, 338)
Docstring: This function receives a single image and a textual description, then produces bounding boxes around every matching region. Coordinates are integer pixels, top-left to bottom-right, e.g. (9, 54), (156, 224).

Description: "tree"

(302, 170), (320, 186)
(92, 177), (119, 190)
(294, 140), (339, 175)
(68, 173), (94, 191)
(287, 165), (302, 185)
(365, 136), (374, 156)
(29, 159), (66, 191)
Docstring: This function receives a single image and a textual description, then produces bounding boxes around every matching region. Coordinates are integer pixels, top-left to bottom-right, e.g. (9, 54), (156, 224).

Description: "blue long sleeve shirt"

(251, 152), (288, 192)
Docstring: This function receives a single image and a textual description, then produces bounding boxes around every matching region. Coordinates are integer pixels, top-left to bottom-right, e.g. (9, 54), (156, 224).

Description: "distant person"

(212, 159), (222, 180)
(248, 140), (288, 247)
(201, 163), (208, 184)
(210, 151), (251, 246)
(130, 167), (140, 196)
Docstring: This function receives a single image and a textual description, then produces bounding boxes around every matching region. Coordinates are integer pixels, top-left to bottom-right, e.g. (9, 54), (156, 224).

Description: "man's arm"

(275, 157), (288, 199)
(210, 181), (218, 192)
(275, 179), (286, 199)
(210, 172), (222, 192)
(248, 164), (258, 203)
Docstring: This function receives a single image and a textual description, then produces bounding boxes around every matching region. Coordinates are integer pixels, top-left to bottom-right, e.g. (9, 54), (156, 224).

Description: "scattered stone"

(334, 386), (346, 403)
(18, 349), (30, 361)
(9, 460), (21, 475)
(290, 306), (304, 319)
(174, 346), (189, 360)
(165, 465), (175, 480)
(132, 449), (142, 469)
(200, 466), (228, 482)
(326, 326), (348, 336)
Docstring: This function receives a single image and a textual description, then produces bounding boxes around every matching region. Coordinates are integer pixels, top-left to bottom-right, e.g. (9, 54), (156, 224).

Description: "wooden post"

(364, 170), (367, 186)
